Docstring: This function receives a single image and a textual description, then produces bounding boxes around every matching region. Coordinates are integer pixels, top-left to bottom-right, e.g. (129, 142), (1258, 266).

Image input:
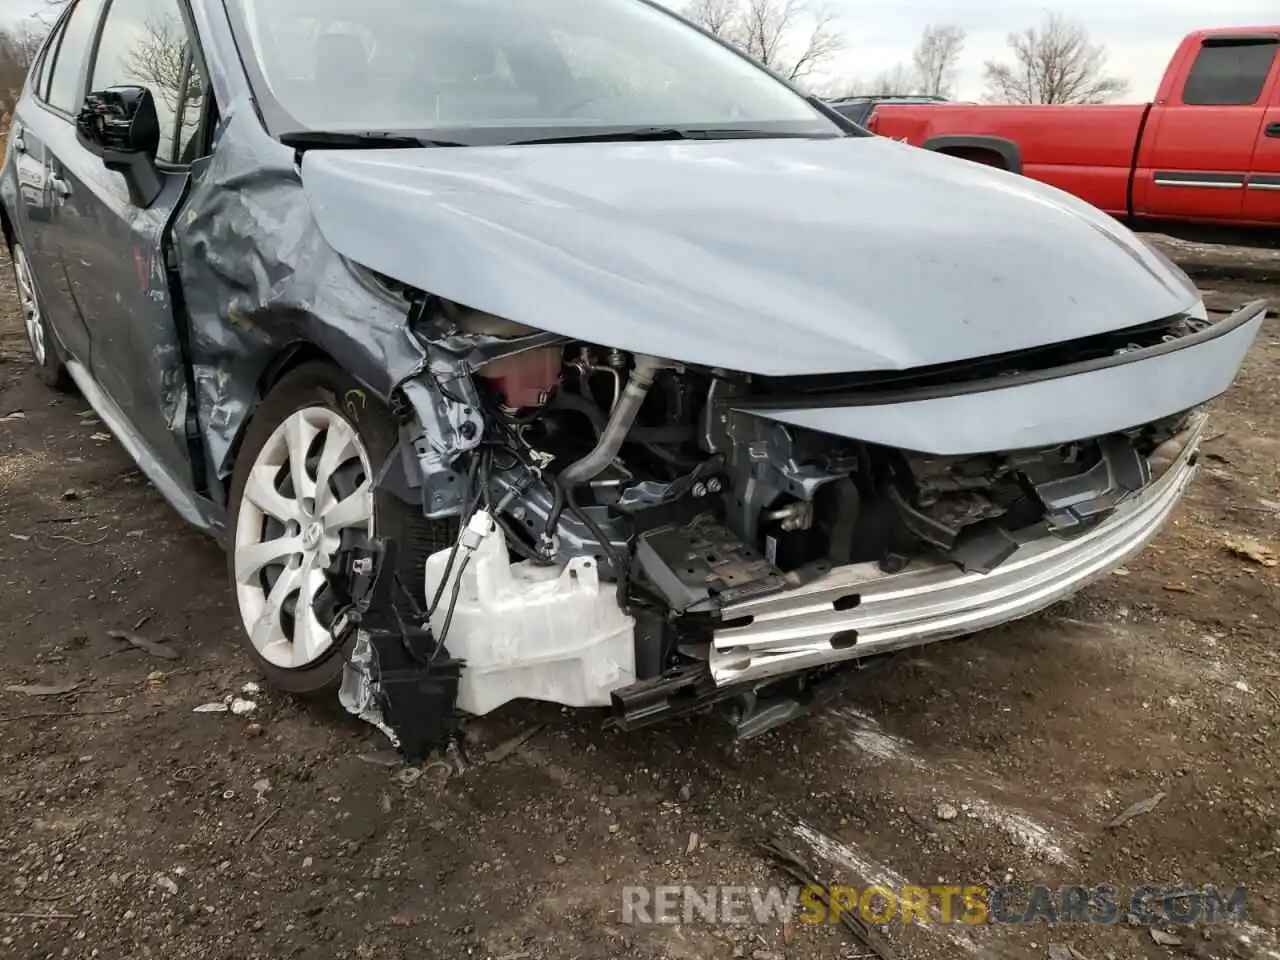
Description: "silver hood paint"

(301, 135), (1199, 376)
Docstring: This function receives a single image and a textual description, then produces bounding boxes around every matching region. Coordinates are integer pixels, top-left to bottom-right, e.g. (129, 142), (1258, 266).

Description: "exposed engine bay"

(332, 295), (1214, 758)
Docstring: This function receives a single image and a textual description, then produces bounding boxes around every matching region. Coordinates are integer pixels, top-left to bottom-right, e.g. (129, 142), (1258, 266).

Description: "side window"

(46, 0), (107, 114)
(1182, 40), (1279, 106)
(90, 0), (199, 164)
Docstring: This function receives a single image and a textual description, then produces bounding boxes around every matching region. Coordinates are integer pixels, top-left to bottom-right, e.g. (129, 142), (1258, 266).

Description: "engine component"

(559, 354), (669, 487)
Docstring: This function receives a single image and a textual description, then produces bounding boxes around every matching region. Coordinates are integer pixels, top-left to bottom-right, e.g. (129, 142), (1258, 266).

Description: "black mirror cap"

(76, 85), (161, 160)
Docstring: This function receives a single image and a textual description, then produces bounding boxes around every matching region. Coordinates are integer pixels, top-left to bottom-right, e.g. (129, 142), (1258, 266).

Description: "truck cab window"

(1182, 39), (1278, 106)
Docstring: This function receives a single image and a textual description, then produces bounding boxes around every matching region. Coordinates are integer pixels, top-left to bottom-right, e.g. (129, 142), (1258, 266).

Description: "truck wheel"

(226, 361), (455, 695)
(12, 243), (74, 392)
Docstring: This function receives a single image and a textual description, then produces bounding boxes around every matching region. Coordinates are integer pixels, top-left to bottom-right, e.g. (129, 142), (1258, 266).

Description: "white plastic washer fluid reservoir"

(424, 512), (637, 716)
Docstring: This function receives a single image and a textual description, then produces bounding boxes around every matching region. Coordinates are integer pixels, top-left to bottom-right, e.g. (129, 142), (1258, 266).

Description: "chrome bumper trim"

(709, 415), (1206, 686)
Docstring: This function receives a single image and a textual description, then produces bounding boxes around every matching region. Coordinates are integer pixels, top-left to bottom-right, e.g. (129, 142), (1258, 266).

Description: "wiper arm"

(511, 127), (691, 145)
(512, 127), (833, 145)
(278, 130), (466, 151)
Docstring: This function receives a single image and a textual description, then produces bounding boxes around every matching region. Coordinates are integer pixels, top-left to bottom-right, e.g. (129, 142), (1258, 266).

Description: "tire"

(11, 243), (74, 392)
(226, 361), (456, 695)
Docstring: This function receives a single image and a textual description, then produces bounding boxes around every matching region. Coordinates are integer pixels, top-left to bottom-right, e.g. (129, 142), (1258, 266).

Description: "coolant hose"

(559, 354), (667, 486)
(542, 354), (668, 544)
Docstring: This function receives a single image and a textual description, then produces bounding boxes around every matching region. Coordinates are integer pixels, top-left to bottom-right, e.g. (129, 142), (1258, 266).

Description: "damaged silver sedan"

(2, 0), (1267, 756)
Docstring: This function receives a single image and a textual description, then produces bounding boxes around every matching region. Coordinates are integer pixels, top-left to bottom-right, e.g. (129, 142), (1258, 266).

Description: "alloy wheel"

(13, 245), (47, 366)
(234, 406), (374, 669)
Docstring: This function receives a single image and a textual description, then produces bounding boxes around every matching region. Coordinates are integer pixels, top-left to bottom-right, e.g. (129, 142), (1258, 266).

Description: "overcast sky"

(1, 0), (1275, 99)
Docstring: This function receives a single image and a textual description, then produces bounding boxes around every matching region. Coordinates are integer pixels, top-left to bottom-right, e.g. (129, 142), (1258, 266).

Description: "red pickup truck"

(866, 27), (1280, 232)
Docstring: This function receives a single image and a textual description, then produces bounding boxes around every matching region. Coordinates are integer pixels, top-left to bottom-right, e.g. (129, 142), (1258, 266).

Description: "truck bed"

(870, 103), (1153, 216)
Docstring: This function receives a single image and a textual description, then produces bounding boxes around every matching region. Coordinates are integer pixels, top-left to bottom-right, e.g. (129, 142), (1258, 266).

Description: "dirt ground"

(1, 238), (1278, 960)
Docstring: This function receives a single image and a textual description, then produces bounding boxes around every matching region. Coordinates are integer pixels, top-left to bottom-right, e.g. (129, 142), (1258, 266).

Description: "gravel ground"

(0, 241), (1278, 960)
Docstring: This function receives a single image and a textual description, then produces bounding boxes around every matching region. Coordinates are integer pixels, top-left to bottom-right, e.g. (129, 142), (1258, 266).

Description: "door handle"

(50, 175), (71, 199)
(1267, 122), (1280, 138)
(10, 124), (26, 154)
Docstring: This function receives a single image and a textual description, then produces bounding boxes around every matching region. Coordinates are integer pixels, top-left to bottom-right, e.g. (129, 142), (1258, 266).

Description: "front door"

(52, 0), (210, 489)
(1242, 49), (1280, 224)
(1138, 36), (1278, 223)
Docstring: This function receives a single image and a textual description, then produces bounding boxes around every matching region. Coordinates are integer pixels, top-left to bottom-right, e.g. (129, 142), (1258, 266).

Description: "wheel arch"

(924, 135), (1023, 175)
(0, 202), (15, 254)
(219, 341), (347, 480)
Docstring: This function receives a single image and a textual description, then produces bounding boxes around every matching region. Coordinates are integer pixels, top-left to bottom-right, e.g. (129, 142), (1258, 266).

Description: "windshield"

(226, 0), (842, 142)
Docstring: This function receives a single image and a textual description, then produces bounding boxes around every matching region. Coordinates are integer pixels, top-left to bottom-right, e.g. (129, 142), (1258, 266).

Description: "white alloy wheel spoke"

(321, 480), (373, 533)
(242, 464), (300, 525)
(312, 417), (360, 514)
(284, 414), (318, 503)
(249, 561), (302, 652)
(234, 533), (302, 584)
(291, 563), (330, 665)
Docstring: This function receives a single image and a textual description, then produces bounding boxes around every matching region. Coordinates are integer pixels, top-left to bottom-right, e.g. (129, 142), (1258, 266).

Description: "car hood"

(301, 135), (1199, 376)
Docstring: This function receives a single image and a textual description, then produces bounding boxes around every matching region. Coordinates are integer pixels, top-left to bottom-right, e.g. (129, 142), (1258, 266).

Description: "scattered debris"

(9, 533), (30, 541)
(1234, 680), (1252, 694)
(357, 750), (403, 768)
(60, 489), (79, 502)
(686, 832), (700, 854)
(252, 779), (271, 802)
(153, 874), (179, 896)
(1224, 535), (1278, 567)
(1048, 945), (1091, 960)
(0, 410), (26, 423)
(193, 702), (229, 714)
(230, 698), (257, 716)
(1150, 928), (1183, 947)
(1162, 584), (1194, 594)
(1106, 791), (1167, 829)
(132, 613), (152, 630)
(483, 723), (545, 763)
(757, 833), (898, 960)
(4, 681), (80, 698)
(241, 681), (261, 696)
(107, 629), (180, 661)
(90, 432), (111, 441)
(935, 802), (959, 822)
(243, 807), (281, 845)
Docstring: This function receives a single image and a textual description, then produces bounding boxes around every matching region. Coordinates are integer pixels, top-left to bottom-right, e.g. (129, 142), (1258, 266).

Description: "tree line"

(1, 0), (1131, 123)
(683, 0), (1129, 103)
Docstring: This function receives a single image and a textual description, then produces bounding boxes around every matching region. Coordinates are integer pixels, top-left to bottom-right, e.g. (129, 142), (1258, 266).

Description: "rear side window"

(45, 0), (107, 114)
(1182, 39), (1278, 106)
(90, 0), (201, 164)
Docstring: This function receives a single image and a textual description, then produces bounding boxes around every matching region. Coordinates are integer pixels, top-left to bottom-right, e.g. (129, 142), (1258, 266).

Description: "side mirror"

(75, 86), (162, 208)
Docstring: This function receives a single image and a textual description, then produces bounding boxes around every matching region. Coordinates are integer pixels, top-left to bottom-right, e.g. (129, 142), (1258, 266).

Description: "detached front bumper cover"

(710, 412), (1208, 685)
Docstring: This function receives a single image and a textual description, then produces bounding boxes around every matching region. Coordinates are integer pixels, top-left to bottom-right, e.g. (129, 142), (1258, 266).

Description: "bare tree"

(912, 23), (965, 98)
(823, 63), (920, 99)
(982, 12), (1129, 104)
(122, 17), (196, 111)
(684, 0), (739, 37)
(684, 0), (845, 85)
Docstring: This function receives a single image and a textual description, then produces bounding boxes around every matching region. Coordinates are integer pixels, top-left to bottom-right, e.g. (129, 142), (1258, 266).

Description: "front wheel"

(226, 362), (455, 694)
(11, 243), (73, 391)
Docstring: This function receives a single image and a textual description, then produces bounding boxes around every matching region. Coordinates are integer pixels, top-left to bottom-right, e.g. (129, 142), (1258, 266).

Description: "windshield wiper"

(512, 127), (832, 145)
(278, 130), (466, 151)
(512, 127), (692, 145)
